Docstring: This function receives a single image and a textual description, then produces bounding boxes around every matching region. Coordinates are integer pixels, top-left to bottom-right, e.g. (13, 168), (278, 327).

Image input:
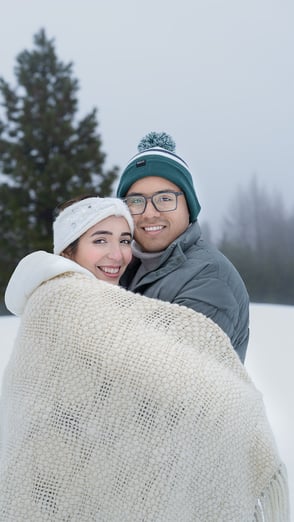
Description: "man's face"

(126, 176), (190, 252)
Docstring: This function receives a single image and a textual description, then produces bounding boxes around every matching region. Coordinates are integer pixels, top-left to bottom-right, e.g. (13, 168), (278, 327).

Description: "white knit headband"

(53, 197), (134, 255)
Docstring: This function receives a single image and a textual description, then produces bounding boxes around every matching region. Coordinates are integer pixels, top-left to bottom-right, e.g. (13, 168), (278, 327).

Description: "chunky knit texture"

(0, 273), (290, 521)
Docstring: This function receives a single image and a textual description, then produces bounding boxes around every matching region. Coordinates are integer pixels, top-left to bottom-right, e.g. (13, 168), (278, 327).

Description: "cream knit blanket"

(0, 272), (290, 521)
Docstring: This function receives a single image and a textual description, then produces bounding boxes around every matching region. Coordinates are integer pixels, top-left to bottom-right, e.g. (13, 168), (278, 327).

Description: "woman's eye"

(93, 238), (106, 244)
(121, 239), (131, 245)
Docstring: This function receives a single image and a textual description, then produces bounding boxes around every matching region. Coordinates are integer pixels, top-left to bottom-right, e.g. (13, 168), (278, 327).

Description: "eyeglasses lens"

(124, 192), (178, 215)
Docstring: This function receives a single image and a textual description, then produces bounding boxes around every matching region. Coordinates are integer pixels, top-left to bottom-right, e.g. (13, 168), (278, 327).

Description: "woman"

(5, 195), (134, 317)
(1, 197), (290, 521)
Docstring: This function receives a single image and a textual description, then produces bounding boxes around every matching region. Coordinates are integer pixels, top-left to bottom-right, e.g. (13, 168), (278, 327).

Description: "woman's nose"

(108, 243), (123, 261)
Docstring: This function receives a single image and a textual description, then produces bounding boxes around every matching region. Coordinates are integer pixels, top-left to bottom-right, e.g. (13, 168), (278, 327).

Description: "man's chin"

(139, 240), (168, 253)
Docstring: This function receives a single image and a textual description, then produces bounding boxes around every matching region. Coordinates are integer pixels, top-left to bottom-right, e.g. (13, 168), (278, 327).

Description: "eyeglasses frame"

(123, 190), (184, 215)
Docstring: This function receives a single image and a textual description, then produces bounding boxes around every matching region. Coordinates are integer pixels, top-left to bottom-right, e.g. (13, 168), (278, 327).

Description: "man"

(116, 132), (249, 362)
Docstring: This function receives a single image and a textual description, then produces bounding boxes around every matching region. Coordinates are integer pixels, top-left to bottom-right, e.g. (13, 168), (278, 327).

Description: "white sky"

(1, 303), (294, 513)
(1, 0), (293, 238)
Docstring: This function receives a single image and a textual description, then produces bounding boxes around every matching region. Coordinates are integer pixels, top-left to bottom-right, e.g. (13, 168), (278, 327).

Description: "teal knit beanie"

(116, 132), (201, 222)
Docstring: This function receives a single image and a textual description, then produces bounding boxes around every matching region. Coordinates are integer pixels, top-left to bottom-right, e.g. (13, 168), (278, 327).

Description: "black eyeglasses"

(123, 191), (184, 215)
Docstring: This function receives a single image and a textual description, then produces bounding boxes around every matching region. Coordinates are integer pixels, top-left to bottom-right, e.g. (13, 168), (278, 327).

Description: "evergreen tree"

(0, 29), (118, 301)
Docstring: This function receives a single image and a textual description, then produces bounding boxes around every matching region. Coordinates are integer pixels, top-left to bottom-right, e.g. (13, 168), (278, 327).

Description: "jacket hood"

(5, 251), (94, 316)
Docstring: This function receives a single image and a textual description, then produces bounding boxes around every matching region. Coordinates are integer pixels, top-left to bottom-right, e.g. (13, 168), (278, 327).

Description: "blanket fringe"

(254, 464), (290, 522)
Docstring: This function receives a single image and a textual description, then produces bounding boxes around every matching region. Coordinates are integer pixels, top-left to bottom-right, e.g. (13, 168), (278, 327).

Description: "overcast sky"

(1, 0), (293, 237)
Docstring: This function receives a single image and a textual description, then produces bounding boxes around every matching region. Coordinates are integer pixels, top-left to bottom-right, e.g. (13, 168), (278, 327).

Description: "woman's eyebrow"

(90, 230), (112, 237)
(90, 230), (132, 237)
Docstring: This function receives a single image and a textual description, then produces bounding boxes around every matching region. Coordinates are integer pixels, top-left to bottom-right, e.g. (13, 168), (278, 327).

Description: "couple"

(1, 133), (290, 520)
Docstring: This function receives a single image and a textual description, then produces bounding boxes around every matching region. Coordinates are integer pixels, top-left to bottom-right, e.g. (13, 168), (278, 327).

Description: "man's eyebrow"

(126, 190), (171, 196)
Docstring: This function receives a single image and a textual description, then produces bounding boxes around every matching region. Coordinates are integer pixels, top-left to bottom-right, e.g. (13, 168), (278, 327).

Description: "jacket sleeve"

(167, 275), (249, 363)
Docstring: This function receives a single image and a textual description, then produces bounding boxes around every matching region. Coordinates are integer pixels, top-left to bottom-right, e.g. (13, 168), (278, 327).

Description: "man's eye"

(158, 195), (172, 202)
(130, 198), (144, 205)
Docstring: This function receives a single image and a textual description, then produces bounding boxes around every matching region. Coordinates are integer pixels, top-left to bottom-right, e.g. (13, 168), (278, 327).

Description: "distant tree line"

(0, 29), (293, 311)
(217, 177), (294, 305)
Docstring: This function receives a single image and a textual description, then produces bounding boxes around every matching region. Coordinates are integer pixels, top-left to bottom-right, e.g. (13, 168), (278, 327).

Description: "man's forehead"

(127, 176), (181, 194)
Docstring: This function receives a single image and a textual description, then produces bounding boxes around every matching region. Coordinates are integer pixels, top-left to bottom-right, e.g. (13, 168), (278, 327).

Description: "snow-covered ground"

(1, 303), (293, 515)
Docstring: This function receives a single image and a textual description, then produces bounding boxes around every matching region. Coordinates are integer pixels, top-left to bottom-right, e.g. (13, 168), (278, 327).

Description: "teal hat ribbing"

(116, 132), (201, 222)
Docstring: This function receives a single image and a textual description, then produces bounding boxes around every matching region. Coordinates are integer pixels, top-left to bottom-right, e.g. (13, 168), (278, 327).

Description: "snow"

(0, 304), (293, 514)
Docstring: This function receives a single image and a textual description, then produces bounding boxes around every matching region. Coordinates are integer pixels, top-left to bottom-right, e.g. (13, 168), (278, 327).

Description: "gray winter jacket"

(120, 222), (249, 363)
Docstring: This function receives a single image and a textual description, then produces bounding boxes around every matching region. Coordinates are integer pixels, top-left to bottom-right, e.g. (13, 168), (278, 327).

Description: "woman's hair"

(55, 194), (97, 214)
(62, 236), (79, 259)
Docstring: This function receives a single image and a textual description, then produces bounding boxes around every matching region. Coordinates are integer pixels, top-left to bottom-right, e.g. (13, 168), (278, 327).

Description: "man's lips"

(142, 225), (165, 232)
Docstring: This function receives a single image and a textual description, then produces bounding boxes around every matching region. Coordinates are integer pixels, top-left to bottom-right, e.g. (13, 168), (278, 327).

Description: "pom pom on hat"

(138, 132), (176, 153)
(117, 131), (201, 222)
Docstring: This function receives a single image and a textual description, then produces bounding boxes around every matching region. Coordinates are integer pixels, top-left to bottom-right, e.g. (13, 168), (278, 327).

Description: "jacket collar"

(120, 221), (201, 288)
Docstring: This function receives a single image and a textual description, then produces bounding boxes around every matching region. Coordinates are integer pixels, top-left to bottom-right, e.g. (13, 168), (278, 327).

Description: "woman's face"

(66, 216), (132, 284)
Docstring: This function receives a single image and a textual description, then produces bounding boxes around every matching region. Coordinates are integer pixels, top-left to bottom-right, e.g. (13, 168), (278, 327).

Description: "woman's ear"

(61, 250), (71, 260)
